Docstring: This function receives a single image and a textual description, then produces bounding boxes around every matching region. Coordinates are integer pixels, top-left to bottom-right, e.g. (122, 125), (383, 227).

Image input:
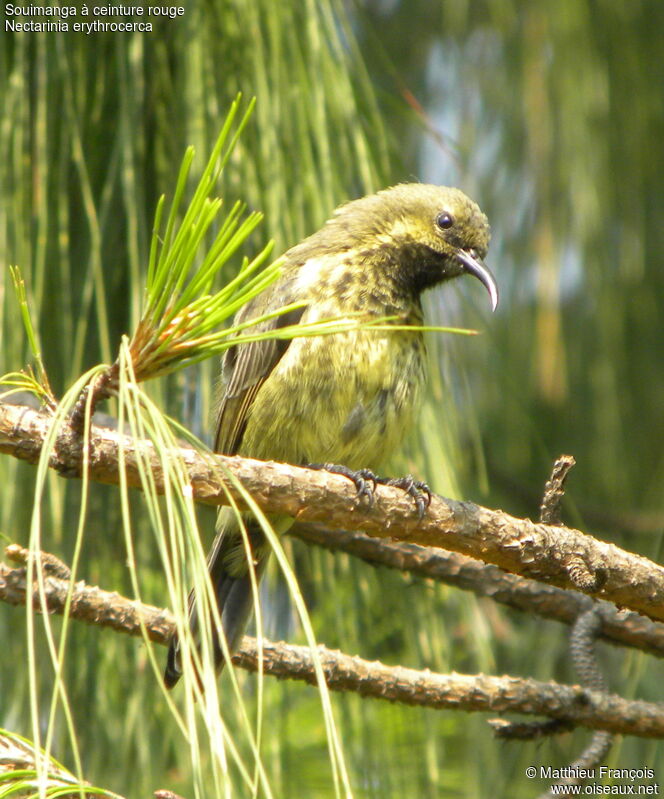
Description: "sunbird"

(165, 183), (498, 688)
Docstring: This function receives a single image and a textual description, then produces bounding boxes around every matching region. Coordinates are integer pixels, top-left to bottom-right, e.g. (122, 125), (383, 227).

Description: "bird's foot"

(374, 474), (432, 519)
(307, 463), (377, 504)
(307, 463), (431, 518)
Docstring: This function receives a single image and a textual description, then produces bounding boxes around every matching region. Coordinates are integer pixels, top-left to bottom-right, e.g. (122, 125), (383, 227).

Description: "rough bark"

(2, 550), (663, 739)
(1, 401), (663, 624)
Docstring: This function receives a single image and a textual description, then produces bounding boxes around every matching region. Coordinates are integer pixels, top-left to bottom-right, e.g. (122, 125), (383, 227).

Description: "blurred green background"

(1, 1), (663, 797)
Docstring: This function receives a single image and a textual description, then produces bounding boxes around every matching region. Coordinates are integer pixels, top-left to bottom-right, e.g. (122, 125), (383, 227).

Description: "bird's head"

(330, 183), (498, 310)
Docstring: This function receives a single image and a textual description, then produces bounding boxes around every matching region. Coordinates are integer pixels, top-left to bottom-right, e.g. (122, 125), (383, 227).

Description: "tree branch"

(1, 401), (664, 624)
(289, 524), (664, 658)
(2, 547), (663, 739)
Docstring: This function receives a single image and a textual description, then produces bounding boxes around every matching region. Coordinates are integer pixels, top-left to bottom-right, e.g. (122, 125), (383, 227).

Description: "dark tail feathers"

(164, 527), (268, 689)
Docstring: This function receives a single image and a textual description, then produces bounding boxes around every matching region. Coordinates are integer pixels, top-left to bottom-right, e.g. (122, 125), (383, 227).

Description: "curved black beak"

(456, 248), (499, 312)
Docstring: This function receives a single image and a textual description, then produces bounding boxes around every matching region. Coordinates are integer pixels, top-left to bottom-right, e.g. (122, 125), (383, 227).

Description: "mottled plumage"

(165, 183), (497, 688)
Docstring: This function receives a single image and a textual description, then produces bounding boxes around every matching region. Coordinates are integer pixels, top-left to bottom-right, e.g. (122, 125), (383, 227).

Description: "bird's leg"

(307, 464), (431, 518)
(307, 463), (378, 504)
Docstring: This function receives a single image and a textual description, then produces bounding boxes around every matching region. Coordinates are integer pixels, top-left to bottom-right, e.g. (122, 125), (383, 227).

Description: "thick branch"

(1, 551), (663, 739)
(1, 401), (663, 624)
(290, 524), (664, 659)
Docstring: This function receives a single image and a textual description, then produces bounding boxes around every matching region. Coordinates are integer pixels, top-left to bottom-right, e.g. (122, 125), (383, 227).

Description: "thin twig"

(536, 459), (613, 799)
(539, 454), (576, 525)
(69, 363), (119, 434)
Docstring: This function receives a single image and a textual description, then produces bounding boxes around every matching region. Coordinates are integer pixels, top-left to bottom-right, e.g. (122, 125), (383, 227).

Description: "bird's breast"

(238, 321), (426, 470)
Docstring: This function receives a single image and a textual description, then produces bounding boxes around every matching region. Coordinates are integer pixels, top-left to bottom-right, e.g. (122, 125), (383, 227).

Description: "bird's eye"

(436, 212), (454, 230)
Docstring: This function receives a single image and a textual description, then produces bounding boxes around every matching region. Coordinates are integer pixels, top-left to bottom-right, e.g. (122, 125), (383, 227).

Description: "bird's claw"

(354, 468), (380, 502)
(307, 463), (378, 505)
(378, 475), (432, 519)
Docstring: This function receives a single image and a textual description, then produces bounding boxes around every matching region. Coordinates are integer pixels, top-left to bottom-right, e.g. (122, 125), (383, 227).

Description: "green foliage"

(0, 727), (121, 798)
(127, 95), (284, 379)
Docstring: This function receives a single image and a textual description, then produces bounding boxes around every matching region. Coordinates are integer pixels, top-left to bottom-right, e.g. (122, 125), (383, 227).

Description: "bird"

(164, 183), (497, 688)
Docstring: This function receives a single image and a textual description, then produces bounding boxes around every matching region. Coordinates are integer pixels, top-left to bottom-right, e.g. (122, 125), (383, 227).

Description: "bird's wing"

(214, 304), (305, 455)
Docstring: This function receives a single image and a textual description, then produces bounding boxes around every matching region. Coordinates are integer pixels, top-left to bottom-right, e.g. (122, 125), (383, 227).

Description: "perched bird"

(164, 183), (497, 688)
